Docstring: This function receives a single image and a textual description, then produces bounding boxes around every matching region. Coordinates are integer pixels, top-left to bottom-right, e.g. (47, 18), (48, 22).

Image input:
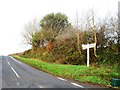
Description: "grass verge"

(12, 55), (119, 87)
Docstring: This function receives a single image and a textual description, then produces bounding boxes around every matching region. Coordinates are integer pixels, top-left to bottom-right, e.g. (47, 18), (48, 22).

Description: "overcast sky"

(0, 0), (119, 55)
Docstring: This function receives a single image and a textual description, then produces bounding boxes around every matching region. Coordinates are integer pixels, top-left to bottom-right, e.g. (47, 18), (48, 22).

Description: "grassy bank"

(12, 55), (119, 87)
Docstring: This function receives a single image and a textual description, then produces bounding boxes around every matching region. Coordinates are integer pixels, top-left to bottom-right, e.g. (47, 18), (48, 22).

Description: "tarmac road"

(1, 56), (85, 89)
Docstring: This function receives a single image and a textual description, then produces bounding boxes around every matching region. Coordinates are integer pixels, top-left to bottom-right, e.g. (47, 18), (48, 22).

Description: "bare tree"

(84, 9), (97, 57)
(103, 13), (118, 46)
(22, 19), (40, 48)
(74, 12), (82, 55)
(91, 10), (97, 57)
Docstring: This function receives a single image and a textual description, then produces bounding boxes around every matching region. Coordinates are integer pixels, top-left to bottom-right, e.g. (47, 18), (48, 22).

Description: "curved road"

(1, 56), (86, 89)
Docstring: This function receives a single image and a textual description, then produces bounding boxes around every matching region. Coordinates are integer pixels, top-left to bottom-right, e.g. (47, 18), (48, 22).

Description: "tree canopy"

(40, 13), (70, 36)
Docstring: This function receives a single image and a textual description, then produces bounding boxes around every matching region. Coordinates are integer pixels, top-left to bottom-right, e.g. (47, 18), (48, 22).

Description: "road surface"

(1, 56), (86, 89)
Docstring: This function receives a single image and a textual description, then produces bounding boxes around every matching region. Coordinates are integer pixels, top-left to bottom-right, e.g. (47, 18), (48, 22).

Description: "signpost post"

(82, 43), (96, 67)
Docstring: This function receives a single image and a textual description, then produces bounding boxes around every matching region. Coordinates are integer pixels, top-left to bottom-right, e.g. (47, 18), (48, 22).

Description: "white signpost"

(82, 43), (96, 67)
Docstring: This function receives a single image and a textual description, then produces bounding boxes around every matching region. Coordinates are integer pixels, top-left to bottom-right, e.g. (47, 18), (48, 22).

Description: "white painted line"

(5, 57), (9, 62)
(8, 62), (10, 65)
(71, 83), (84, 88)
(38, 86), (45, 88)
(11, 67), (20, 78)
(14, 59), (22, 64)
(57, 77), (67, 81)
(10, 56), (22, 64)
(17, 82), (20, 85)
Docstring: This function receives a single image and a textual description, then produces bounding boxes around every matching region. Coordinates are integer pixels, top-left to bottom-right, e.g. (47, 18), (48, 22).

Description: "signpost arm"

(82, 43), (95, 67)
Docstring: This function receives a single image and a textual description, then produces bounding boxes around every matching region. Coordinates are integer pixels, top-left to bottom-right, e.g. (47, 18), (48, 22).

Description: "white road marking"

(14, 59), (22, 64)
(38, 86), (45, 88)
(5, 57), (9, 62)
(10, 56), (22, 64)
(17, 82), (20, 85)
(8, 62), (10, 65)
(57, 77), (67, 81)
(11, 67), (20, 78)
(71, 83), (84, 88)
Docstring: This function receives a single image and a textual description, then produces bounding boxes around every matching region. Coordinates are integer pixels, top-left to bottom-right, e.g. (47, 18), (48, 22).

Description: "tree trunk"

(94, 31), (97, 57)
(77, 33), (82, 55)
(41, 40), (44, 47)
(91, 11), (97, 57)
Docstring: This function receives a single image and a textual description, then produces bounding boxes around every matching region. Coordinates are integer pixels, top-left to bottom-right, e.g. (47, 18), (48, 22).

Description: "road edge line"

(71, 83), (84, 88)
